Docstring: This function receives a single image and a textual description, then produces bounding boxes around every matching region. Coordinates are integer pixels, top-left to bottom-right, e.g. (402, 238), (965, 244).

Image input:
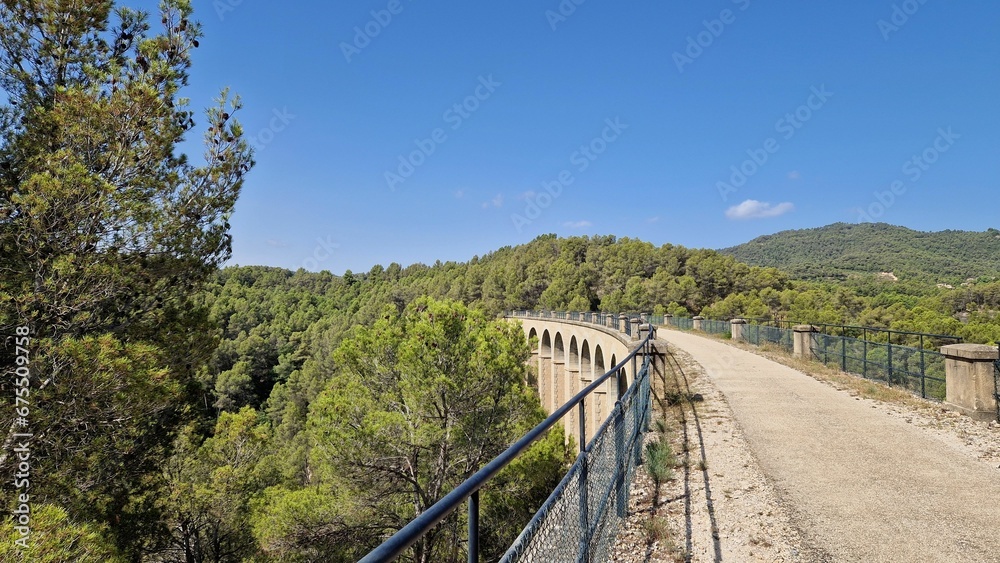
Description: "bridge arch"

(511, 315), (645, 446)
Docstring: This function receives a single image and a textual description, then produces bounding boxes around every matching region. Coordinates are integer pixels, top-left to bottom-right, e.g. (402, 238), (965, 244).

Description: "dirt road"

(663, 330), (1000, 563)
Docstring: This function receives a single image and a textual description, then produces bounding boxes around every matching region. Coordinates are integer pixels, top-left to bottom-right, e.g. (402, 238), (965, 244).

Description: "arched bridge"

(513, 311), (662, 447)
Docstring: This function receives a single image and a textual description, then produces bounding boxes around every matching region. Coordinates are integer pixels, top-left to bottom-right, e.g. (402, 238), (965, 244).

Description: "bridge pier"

(538, 351), (553, 414)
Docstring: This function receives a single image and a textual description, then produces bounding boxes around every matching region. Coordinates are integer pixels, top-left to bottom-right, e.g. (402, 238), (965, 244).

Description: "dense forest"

(721, 222), (1000, 283)
(5, 2), (1000, 561)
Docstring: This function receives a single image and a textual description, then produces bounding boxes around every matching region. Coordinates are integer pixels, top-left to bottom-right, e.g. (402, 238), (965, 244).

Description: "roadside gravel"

(612, 341), (821, 562)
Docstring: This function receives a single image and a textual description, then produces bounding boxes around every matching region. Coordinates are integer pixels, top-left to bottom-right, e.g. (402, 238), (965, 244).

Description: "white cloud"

(563, 220), (593, 229)
(518, 190), (536, 201)
(787, 171), (801, 180)
(725, 200), (795, 220)
(482, 193), (504, 209)
(647, 216), (661, 224)
(266, 239), (288, 248)
(454, 189), (465, 198)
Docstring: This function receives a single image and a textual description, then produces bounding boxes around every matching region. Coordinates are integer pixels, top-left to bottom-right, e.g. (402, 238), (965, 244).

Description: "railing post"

(614, 386), (626, 519)
(578, 401), (590, 562)
(468, 491), (479, 563)
(887, 334), (893, 387)
(920, 334), (926, 399)
(863, 337), (868, 378)
(842, 331), (847, 373)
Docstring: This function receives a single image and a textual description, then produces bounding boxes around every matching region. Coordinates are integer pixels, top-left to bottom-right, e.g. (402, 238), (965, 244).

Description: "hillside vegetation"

(720, 223), (1000, 283)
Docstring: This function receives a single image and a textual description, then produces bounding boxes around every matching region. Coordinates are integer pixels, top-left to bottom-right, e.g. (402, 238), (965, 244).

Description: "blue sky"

(145, 0), (998, 273)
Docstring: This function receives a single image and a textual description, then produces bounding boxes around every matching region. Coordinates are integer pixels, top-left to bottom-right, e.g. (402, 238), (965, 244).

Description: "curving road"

(663, 329), (1000, 563)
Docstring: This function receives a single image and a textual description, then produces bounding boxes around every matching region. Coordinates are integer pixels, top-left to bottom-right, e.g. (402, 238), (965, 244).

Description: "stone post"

(664, 314), (673, 327)
(731, 318), (748, 341)
(793, 325), (818, 360)
(618, 314), (628, 333)
(692, 316), (704, 331)
(640, 312), (649, 324)
(630, 317), (642, 341)
(639, 323), (654, 342)
(940, 344), (999, 422)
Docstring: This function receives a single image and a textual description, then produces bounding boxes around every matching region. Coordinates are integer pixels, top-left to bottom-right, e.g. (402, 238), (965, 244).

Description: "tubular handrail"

(359, 313), (654, 563)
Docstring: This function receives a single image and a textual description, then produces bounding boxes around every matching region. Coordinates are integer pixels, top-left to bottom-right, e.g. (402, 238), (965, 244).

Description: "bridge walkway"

(664, 329), (1000, 563)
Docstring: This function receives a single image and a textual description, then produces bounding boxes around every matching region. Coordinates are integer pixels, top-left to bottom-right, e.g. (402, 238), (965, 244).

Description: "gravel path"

(612, 342), (813, 563)
(662, 330), (1000, 563)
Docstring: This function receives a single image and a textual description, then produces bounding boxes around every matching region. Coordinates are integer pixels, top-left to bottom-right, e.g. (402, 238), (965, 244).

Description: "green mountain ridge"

(719, 222), (1000, 283)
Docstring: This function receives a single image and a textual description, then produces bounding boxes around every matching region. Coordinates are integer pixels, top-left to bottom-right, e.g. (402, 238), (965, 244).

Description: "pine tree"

(0, 1), (252, 557)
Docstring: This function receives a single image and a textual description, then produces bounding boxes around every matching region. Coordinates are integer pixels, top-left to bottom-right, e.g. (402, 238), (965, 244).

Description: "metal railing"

(360, 312), (654, 563)
(665, 316), (694, 330)
(655, 314), (961, 402)
(700, 319), (730, 336)
(808, 331), (955, 400)
(500, 349), (651, 562)
(743, 323), (795, 352)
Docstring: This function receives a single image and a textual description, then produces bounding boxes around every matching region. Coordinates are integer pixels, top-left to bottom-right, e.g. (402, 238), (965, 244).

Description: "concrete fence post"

(618, 314), (628, 333)
(940, 344), (999, 422)
(639, 323), (654, 342)
(664, 314), (673, 327)
(692, 316), (704, 331)
(793, 325), (819, 360)
(731, 318), (748, 341)
(630, 318), (641, 341)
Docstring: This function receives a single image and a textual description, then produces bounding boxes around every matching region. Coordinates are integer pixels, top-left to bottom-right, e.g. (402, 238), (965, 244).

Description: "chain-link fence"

(742, 323), (794, 352)
(700, 319), (731, 336)
(667, 316), (694, 330)
(810, 332), (949, 400)
(500, 357), (651, 563)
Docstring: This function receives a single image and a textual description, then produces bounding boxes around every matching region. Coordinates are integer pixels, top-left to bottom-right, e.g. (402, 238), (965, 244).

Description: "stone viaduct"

(506, 312), (666, 447)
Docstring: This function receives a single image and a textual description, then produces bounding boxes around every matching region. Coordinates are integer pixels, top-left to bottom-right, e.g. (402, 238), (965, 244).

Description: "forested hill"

(720, 223), (1000, 283)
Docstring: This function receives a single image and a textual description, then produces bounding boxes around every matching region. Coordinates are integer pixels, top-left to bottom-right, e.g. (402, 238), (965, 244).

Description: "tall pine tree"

(0, 1), (252, 558)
